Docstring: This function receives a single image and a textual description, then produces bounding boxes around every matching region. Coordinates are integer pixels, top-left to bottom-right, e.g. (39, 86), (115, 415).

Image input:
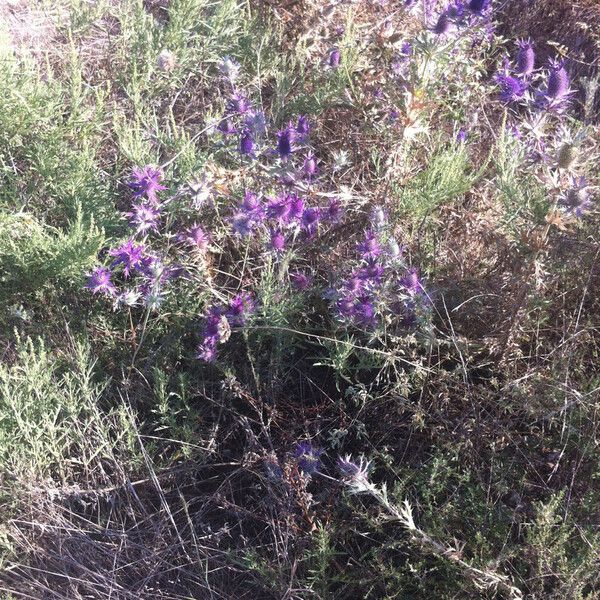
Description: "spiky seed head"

(557, 143), (577, 169)
(157, 49), (176, 72)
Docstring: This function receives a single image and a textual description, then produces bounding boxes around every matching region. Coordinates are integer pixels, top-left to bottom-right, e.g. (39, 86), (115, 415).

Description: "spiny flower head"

(217, 117), (236, 135)
(560, 176), (592, 217)
(127, 166), (166, 203)
(301, 206), (321, 235)
(495, 72), (527, 103)
(109, 239), (147, 277)
(296, 115), (310, 138)
(227, 92), (252, 115)
(127, 202), (161, 235)
(433, 13), (451, 35)
(303, 152), (318, 179)
(338, 455), (373, 493)
(357, 230), (382, 259)
(226, 292), (255, 326)
(218, 56), (241, 82)
(294, 442), (323, 475)
(239, 130), (255, 156)
(269, 228), (286, 252)
(326, 198), (344, 223)
(86, 266), (116, 296)
(516, 39), (535, 75)
(181, 224), (210, 251)
(276, 124), (296, 159)
(447, 1), (466, 19)
(328, 48), (341, 68)
(400, 268), (424, 296)
(267, 195), (293, 224)
(290, 272), (312, 291)
(547, 59), (569, 99)
(468, 0), (489, 13)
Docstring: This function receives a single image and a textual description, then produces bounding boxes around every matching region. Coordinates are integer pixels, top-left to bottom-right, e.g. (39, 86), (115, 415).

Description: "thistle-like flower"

(276, 124), (296, 159)
(239, 130), (255, 156)
(515, 39), (535, 76)
(495, 71), (527, 104)
(294, 442), (323, 475)
(269, 228), (286, 252)
(328, 48), (341, 69)
(338, 455), (373, 493)
(547, 59), (569, 99)
(559, 176), (593, 217)
(181, 224), (210, 251)
(86, 266), (116, 296)
(109, 239), (147, 277)
(468, 0), (488, 13)
(127, 166), (166, 203)
(218, 56), (241, 82)
(127, 202), (161, 235)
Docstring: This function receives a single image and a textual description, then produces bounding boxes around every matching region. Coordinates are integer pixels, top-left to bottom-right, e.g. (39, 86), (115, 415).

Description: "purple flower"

(357, 259), (384, 283)
(267, 195), (292, 224)
(345, 275), (365, 295)
(226, 292), (254, 326)
(276, 124), (296, 159)
(337, 295), (357, 320)
(447, 1), (465, 18)
(294, 442), (323, 475)
(288, 194), (305, 221)
(326, 198), (344, 223)
(303, 152), (318, 179)
(232, 212), (256, 236)
(560, 176), (592, 217)
(495, 72), (527, 103)
(197, 305), (231, 363)
(328, 48), (341, 68)
(217, 117), (236, 135)
(296, 115), (310, 138)
(547, 59), (569, 100)
(400, 268), (424, 295)
(109, 239), (147, 277)
(269, 228), (286, 252)
(127, 166), (166, 203)
(227, 92), (252, 115)
(86, 266), (116, 296)
(290, 272), (312, 290)
(468, 0), (488, 13)
(127, 202), (161, 234)
(433, 13), (451, 35)
(181, 224), (210, 251)
(357, 231), (382, 259)
(516, 39), (535, 75)
(338, 455), (372, 492)
(301, 207), (320, 236)
(197, 336), (218, 362)
(456, 127), (468, 143)
(242, 191), (260, 212)
(354, 295), (377, 328)
(239, 130), (255, 156)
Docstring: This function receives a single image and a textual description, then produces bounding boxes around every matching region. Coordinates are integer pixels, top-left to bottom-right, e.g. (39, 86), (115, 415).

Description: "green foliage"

(0, 337), (138, 481)
(398, 141), (477, 223)
(0, 207), (103, 303)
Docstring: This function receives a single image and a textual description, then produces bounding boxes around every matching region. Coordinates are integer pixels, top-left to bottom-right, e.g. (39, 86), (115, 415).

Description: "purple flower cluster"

(86, 166), (192, 309)
(197, 293), (255, 362)
(333, 226), (428, 331)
